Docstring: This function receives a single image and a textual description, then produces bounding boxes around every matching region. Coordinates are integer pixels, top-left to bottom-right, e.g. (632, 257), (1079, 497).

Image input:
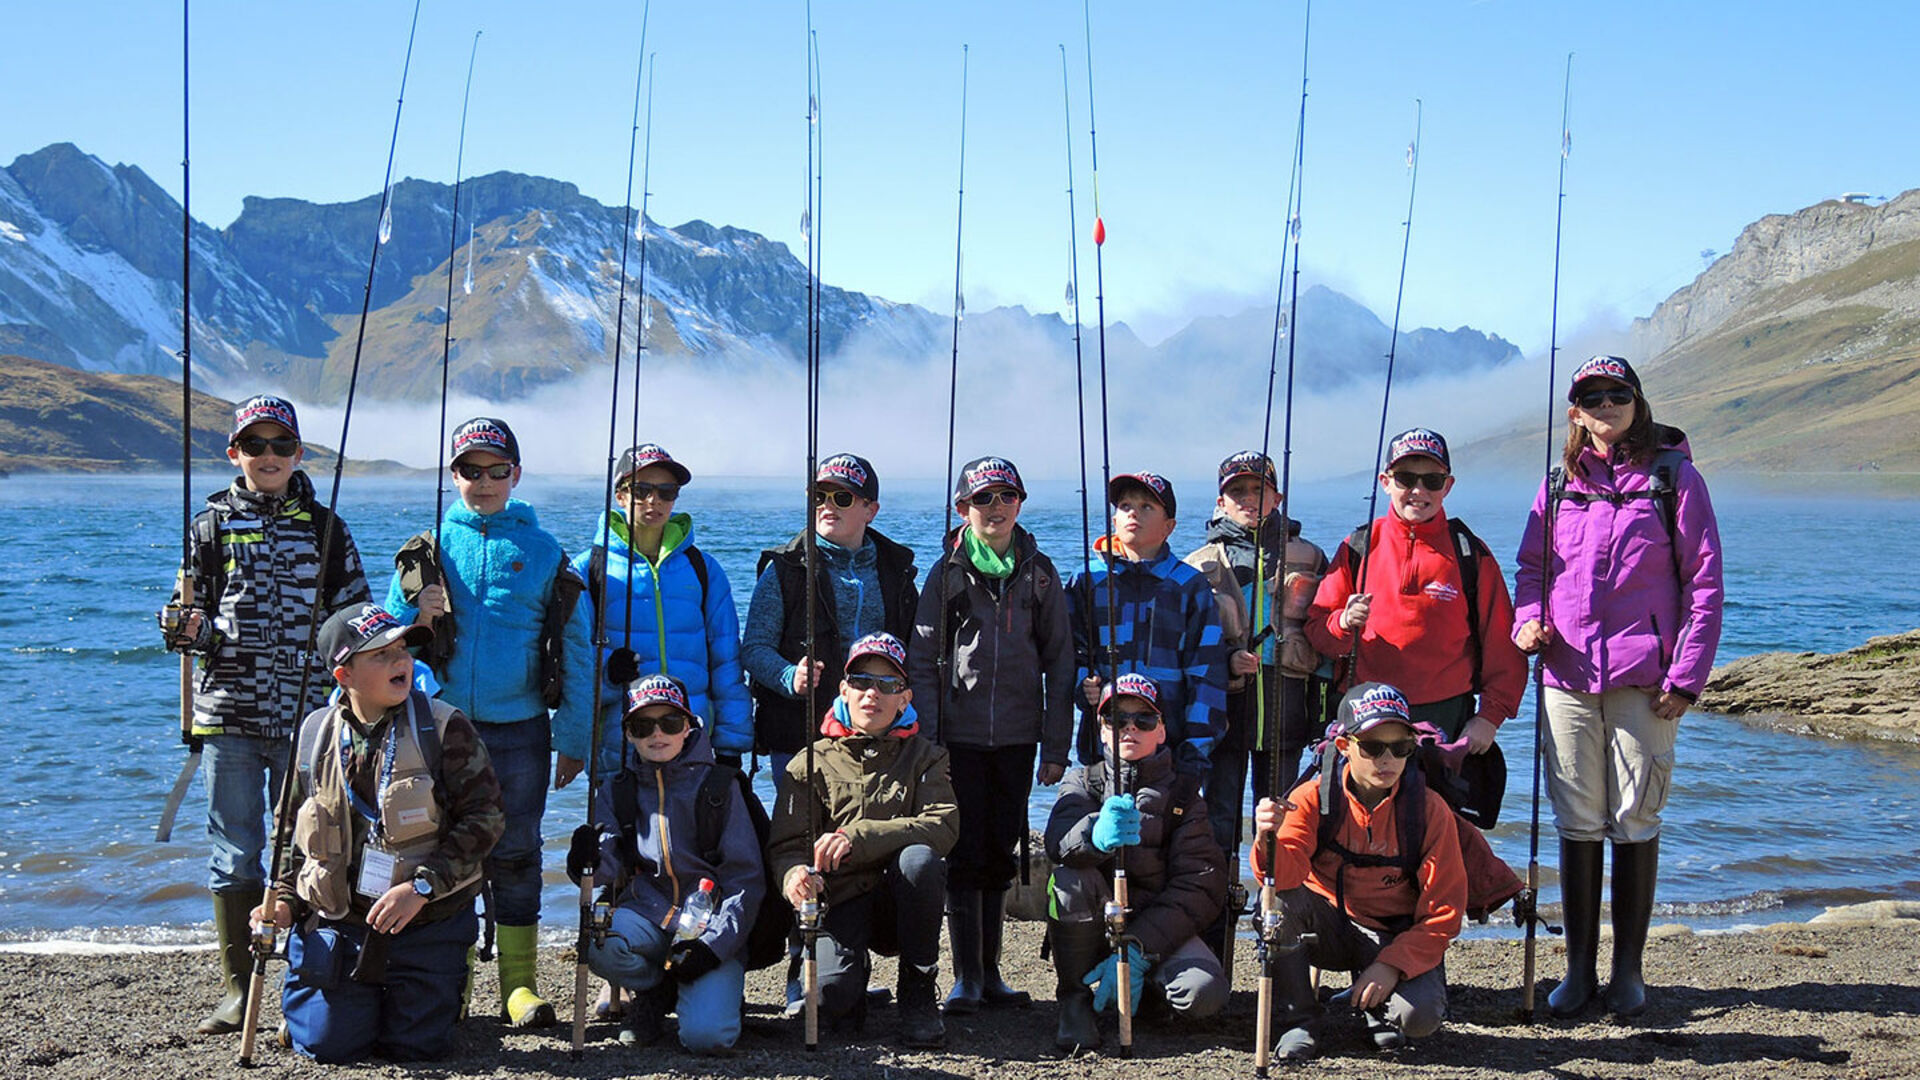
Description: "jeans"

(282, 904), (477, 1063)
(473, 716), (551, 925)
(588, 907), (746, 1052)
(814, 844), (946, 1020)
(204, 732), (288, 893)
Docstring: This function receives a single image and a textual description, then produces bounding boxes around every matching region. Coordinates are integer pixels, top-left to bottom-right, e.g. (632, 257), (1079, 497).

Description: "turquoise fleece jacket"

(384, 497), (595, 759)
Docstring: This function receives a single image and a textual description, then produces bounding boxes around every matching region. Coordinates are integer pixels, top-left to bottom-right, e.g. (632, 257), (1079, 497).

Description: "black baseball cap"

(1109, 471), (1176, 519)
(953, 456), (1026, 501)
(450, 417), (520, 465)
(616, 443), (692, 486)
(318, 603), (433, 668)
(815, 453), (879, 502)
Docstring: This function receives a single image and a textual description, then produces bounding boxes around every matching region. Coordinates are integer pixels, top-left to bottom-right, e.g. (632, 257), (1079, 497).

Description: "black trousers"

(945, 743), (1037, 892)
(1210, 670), (1318, 852)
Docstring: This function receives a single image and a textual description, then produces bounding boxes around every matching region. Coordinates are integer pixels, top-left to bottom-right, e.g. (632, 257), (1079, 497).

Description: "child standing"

(163, 394), (369, 1035)
(383, 416), (593, 1028)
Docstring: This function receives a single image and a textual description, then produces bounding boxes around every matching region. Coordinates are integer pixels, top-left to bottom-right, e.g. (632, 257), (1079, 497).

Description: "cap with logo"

(1336, 681), (1414, 737)
(1566, 355), (1643, 401)
(624, 673), (696, 720)
(230, 395), (301, 444)
(1385, 428), (1451, 471)
(953, 455), (1026, 502)
(616, 443), (692, 487)
(318, 602), (434, 668)
(815, 453), (879, 502)
(450, 417), (521, 465)
(1217, 450), (1278, 493)
(1097, 672), (1162, 715)
(1109, 471), (1177, 519)
(845, 631), (908, 679)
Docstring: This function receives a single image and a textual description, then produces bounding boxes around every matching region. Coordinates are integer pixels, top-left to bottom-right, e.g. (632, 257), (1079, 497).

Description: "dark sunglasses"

(1354, 738), (1416, 760)
(452, 462), (514, 481)
(619, 480), (681, 502)
(1101, 710), (1161, 732)
(1575, 387), (1637, 410)
(1389, 470), (1448, 492)
(812, 488), (857, 509)
(964, 490), (1023, 508)
(625, 712), (689, 738)
(845, 672), (908, 695)
(234, 434), (300, 458)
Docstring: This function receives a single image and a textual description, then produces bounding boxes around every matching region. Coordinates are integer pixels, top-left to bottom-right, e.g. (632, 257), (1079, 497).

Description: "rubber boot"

(980, 889), (1031, 1007)
(620, 980), (674, 1046)
(1605, 838), (1659, 1018)
(898, 962), (947, 1048)
(1049, 919), (1105, 1053)
(943, 889), (984, 1015)
(459, 945), (476, 1022)
(1547, 839), (1604, 1019)
(197, 889), (255, 1035)
(1268, 937), (1325, 1063)
(495, 924), (555, 1028)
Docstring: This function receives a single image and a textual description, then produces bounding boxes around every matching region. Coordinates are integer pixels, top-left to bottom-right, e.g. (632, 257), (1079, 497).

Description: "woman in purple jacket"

(1512, 355), (1723, 1021)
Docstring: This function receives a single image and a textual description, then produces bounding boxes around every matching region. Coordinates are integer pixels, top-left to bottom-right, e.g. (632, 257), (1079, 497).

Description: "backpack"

(584, 542), (712, 619)
(393, 531), (457, 666)
(537, 558), (589, 710)
(609, 761), (790, 971)
(1549, 443), (1689, 584)
(1340, 517), (1493, 694)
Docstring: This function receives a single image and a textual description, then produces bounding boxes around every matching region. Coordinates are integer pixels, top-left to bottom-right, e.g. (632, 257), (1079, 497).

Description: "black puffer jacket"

(1046, 746), (1226, 957)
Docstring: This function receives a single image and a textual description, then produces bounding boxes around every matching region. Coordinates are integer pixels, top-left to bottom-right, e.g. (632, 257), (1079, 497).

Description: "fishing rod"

(1059, 44), (1094, 701)
(570, 11), (648, 1053)
(628, 55), (656, 505)
(1082, 0), (1134, 1057)
(1342, 100), (1424, 686)
(935, 45), (967, 749)
(799, 14), (824, 1052)
(1253, 3), (1310, 1074)
(239, 0), (423, 1064)
(157, 0), (199, 845)
(435, 31), (480, 559)
(1519, 52), (1575, 1025)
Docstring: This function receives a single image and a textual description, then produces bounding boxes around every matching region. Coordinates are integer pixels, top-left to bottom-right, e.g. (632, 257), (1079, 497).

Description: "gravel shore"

(5, 913), (1916, 1079)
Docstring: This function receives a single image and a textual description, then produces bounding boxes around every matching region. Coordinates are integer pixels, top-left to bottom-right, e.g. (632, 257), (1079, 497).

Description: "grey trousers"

(1277, 887), (1448, 1038)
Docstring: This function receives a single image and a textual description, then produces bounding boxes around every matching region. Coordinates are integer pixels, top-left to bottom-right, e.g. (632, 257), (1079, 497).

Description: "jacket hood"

(820, 697), (922, 739)
(1092, 534), (1178, 575)
(596, 509), (694, 563)
(622, 720), (717, 781)
(214, 468), (317, 513)
(1203, 511), (1300, 547)
(936, 524), (1038, 588)
(447, 496), (540, 530)
(1099, 743), (1174, 792)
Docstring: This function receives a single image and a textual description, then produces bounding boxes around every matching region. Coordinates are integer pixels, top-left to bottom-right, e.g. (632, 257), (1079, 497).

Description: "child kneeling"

(1251, 682), (1467, 1061)
(1047, 673), (1229, 1053)
(573, 674), (763, 1052)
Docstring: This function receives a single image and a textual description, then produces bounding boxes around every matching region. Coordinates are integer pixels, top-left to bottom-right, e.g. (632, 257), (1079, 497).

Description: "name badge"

(357, 847), (399, 900)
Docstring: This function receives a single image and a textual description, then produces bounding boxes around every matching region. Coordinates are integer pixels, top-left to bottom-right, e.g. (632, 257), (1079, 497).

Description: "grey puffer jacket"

(905, 526), (1075, 764)
(1046, 746), (1227, 957)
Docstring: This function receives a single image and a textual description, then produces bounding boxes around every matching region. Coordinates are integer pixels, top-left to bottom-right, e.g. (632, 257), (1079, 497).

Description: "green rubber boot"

(197, 890), (255, 1035)
(496, 924), (555, 1028)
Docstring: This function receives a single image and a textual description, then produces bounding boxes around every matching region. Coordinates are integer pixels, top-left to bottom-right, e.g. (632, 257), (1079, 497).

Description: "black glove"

(714, 752), (743, 771)
(566, 824), (603, 884)
(667, 939), (721, 983)
(606, 648), (640, 685)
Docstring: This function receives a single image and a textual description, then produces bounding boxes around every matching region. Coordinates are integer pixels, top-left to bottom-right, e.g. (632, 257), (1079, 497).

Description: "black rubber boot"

(980, 889), (1031, 1007)
(898, 962), (947, 1048)
(1548, 838), (1604, 1019)
(943, 889), (984, 1015)
(198, 889), (255, 1035)
(1049, 919), (1105, 1053)
(1268, 937), (1325, 1063)
(1605, 838), (1659, 1018)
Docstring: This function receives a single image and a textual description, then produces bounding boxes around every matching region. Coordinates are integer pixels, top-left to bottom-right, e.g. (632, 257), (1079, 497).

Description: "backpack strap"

(610, 766), (641, 867)
(1447, 518), (1488, 695)
(309, 504), (353, 607)
(539, 555), (589, 710)
(684, 543), (711, 613)
(192, 512), (225, 605)
(694, 762), (738, 865)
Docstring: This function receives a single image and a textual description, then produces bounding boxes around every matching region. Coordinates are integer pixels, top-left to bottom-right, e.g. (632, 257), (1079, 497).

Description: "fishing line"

(800, 10), (825, 1051)
(936, 45), (968, 746)
(435, 30), (480, 547)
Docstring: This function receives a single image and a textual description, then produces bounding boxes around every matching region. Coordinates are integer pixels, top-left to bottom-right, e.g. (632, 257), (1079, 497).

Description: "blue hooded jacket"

(384, 497), (594, 759)
(573, 510), (751, 761)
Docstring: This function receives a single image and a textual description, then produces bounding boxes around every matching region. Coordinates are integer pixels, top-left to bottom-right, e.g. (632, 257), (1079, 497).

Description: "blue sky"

(7, 1), (1919, 353)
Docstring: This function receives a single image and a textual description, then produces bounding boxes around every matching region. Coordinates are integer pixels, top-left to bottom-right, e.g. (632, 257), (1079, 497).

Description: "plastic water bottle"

(674, 878), (717, 942)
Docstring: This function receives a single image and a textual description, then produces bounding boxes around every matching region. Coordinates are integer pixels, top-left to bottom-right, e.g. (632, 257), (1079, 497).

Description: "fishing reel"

(159, 602), (185, 638)
(1511, 887), (1561, 936)
(1226, 879), (1251, 920)
(797, 867), (824, 935)
(589, 886), (617, 945)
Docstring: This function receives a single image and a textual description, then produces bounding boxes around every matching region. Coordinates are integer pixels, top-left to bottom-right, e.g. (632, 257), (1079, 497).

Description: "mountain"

(1, 142), (1521, 413)
(1624, 189), (1920, 473)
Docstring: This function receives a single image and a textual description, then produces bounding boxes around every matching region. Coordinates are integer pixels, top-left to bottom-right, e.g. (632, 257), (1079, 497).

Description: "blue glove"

(1091, 794), (1141, 852)
(1084, 942), (1148, 1013)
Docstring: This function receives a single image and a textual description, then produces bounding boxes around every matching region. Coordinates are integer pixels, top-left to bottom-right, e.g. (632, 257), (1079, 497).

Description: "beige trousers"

(1542, 685), (1677, 844)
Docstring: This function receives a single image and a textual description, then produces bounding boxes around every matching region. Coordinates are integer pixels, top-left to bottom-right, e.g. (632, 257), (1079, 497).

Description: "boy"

(573, 674), (763, 1053)
(906, 455), (1074, 1012)
(1184, 450), (1329, 852)
(768, 633), (958, 1048)
(162, 394), (370, 1035)
(1251, 682), (1467, 1061)
(383, 416), (594, 1027)
(1306, 429), (1525, 751)
(743, 453), (918, 777)
(252, 603), (503, 1063)
(1068, 471), (1227, 776)
(1046, 673), (1228, 1053)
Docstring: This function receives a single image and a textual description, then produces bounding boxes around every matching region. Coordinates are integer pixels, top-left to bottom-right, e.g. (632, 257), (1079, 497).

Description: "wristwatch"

(411, 873), (435, 900)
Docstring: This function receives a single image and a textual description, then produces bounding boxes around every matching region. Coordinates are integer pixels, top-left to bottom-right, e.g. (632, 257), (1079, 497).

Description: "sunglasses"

(453, 462), (514, 481)
(845, 672), (907, 695)
(1100, 710), (1162, 732)
(625, 712), (689, 738)
(1575, 387), (1637, 410)
(964, 490), (1023, 508)
(619, 480), (681, 502)
(234, 434), (300, 458)
(1353, 737), (1417, 760)
(812, 488), (857, 509)
(1389, 470), (1448, 492)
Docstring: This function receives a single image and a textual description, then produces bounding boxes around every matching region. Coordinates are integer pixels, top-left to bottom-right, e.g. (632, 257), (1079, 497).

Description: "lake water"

(3, 469), (1917, 943)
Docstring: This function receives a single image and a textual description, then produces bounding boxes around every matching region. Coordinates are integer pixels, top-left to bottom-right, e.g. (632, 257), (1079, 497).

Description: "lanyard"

(339, 708), (404, 838)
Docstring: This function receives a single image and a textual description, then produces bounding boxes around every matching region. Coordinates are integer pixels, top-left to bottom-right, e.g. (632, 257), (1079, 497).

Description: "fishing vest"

(292, 691), (478, 920)
(751, 529), (917, 754)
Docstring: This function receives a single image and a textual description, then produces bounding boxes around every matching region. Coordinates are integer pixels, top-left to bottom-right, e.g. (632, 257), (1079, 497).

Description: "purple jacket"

(1512, 430), (1724, 697)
